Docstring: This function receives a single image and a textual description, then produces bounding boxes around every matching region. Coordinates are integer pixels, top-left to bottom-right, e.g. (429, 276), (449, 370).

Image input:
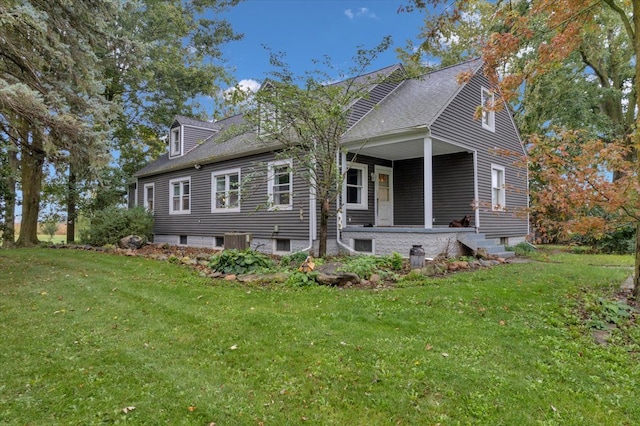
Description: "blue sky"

(217, 0), (426, 94)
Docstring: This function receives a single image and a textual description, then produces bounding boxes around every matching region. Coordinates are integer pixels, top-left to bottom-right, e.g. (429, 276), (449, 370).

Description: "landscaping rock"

(196, 252), (212, 261)
(315, 262), (360, 287)
(224, 274), (237, 281)
(369, 273), (381, 284)
(119, 235), (145, 250)
(447, 261), (469, 272)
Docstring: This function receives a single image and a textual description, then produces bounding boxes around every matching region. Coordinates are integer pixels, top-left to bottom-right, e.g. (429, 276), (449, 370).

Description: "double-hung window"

(143, 183), (154, 213)
(491, 164), (505, 211)
(345, 163), (368, 210)
(212, 169), (240, 212)
(267, 159), (292, 210)
(169, 177), (190, 214)
(481, 87), (495, 132)
(170, 127), (182, 157)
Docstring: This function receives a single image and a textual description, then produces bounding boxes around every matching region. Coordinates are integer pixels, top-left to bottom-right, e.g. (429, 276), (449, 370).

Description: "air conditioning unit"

(224, 233), (252, 250)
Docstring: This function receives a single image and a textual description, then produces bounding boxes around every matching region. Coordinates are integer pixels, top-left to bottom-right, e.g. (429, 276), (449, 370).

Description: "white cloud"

(344, 7), (377, 20)
(223, 78), (261, 98)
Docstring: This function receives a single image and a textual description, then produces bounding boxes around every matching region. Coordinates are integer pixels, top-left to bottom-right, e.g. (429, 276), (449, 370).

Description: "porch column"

(424, 137), (433, 229)
(340, 151), (347, 229)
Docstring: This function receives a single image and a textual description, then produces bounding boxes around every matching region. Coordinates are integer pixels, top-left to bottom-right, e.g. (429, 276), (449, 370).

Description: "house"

(131, 59), (529, 258)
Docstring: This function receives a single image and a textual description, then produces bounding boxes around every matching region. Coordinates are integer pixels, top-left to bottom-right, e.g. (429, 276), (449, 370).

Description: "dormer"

(169, 124), (183, 158)
(168, 115), (221, 159)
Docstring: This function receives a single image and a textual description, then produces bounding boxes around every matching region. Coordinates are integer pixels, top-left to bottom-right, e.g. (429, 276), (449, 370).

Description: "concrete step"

(457, 233), (514, 258)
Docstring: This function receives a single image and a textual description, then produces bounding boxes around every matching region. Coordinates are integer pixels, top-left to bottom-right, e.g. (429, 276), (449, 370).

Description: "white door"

(375, 166), (393, 226)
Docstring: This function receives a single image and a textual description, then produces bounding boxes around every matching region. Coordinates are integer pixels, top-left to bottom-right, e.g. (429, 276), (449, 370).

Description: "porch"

(341, 133), (478, 230)
(340, 226), (513, 259)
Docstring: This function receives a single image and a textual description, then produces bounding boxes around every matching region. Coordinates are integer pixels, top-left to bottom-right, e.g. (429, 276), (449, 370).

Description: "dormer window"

(170, 127), (182, 157)
(481, 87), (495, 132)
(258, 103), (280, 137)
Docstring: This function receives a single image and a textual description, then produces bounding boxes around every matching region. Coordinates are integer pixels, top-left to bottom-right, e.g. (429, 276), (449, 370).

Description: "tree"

(405, 0), (640, 296)
(63, 0), (243, 241)
(1, 0), (118, 246)
(246, 39), (393, 257)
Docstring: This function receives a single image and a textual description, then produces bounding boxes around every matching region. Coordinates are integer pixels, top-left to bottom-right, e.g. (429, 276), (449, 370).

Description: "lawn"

(0, 247), (638, 425)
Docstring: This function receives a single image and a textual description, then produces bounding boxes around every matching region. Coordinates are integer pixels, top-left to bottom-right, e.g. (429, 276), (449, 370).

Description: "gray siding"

(430, 70), (528, 239)
(344, 154), (391, 226)
(432, 152), (475, 226)
(183, 125), (217, 154)
(347, 69), (405, 129)
(394, 157), (424, 226)
(137, 151), (311, 245)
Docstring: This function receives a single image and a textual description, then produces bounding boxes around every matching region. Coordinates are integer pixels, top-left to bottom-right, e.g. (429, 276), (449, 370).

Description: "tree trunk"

(2, 148), (18, 248)
(634, 222), (640, 299)
(66, 162), (77, 243)
(633, 0), (640, 297)
(2, 124), (19, 248)
(319, 198), (329, 257)
(16, 127), (44, 247)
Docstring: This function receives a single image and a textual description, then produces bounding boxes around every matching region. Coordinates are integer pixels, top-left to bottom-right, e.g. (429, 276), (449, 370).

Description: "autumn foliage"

(528, 130), (639, 244)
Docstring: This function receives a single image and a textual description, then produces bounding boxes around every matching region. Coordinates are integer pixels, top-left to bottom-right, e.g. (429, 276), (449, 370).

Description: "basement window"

(179, 235), (187, 245)
(275, 239), (291, 253)
(353, 239), (373, 254)
(214, 236), (224, 248)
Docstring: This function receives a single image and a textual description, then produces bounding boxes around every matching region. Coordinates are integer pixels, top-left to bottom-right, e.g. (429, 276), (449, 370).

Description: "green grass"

(1, 248), (638, 425)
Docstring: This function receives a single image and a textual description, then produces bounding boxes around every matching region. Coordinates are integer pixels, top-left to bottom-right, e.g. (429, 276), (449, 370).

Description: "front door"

(375, 166), (393, 226)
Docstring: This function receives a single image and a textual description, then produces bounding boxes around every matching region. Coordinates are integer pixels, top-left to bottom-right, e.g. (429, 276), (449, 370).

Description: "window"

(491, 165), (505, 211)
(170, 127), (182, 157)
(258, 103), (279, 137)
(214, 236), (224, 248)
(481, 87), (495, 132)
(345, 163), (368, 210)
(169, 177), (191, 214)
(179, 235), (187, 245)
(143, 183), (154, 213)
(267, 159), (293, 210)
(274, 239), (291, 253)
(353, 239), (373, 253)
(212, 169), (240, 212)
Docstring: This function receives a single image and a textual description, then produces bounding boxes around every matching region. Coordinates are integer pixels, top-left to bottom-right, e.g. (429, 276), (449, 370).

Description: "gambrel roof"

(134, 59), (484, 178)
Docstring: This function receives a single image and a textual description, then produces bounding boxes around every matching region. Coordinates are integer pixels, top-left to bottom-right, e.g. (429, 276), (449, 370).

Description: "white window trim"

(491, 164), (506, 211)
(267, 159), (293, 211)
(481, 87), (495, 132)
(143, 183), (155, 213)
(345, 162), (368, 210)
(211, 168), (241, 213)
(170, 126), (182, 157)
(169, 177), (191, 215)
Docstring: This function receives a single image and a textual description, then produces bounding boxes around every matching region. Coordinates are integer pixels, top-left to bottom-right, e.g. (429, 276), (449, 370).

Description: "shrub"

(80, 206), (153, 247)
(284, 270), (319, 287)
(208, 249), (275, 275)
(279, 251), (310, 269)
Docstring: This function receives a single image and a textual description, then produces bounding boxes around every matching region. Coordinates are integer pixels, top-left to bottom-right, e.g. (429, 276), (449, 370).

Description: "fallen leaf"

(550, 405), (557, 412)
(425, 344), (433, 351)
(188, 405), (196, 412)
(230, 344), (238, 350)
(122, 406), (136, 414)
(442, 353), (449, 357)
(499, 320), (506, 326)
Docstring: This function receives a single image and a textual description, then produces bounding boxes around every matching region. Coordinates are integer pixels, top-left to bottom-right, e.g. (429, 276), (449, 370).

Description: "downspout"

(336, 150), (357, 255)
(300, 144), (317, 253)
(300, 178), (315, 253)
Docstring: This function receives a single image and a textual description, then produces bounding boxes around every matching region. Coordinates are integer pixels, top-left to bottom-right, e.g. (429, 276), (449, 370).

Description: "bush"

(208, 249), (275, 275)
(80, 206), (153, 247)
